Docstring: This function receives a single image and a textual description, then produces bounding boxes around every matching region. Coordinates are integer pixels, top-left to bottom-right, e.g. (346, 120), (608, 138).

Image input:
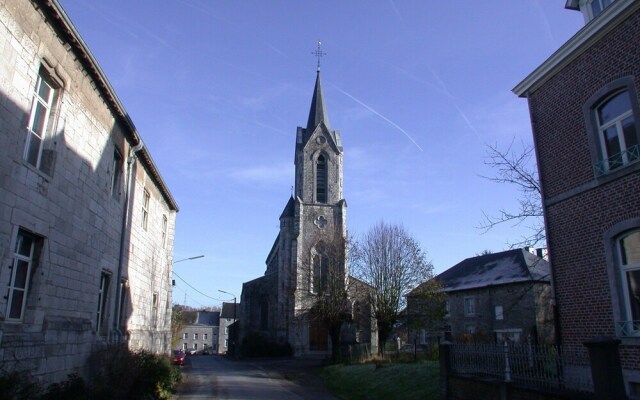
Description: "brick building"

(407, 249), (553, 344)
(0, 0), (178, 384)
(514, 0), (640, 394)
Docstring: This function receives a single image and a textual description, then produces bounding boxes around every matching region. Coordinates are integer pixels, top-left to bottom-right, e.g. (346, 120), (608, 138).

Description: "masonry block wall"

(523, 2), (640, 389)
(0, 0), (177, 383)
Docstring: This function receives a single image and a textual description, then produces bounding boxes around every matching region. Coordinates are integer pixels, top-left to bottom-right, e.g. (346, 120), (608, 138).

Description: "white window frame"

(464, 296), (476, 316)
(142, 189), (150, 230)
(151, 292), (158, 327)
(203, 333), (208, 340)
(111, 148), (123, 198)
(595, 90), (638, 173)
(495, 305), (504, 321)
(6, 231), (38, 321)
(183, 333), (188, 340)
(24, 71), (56, 169)
(194, 333), (198, 340)
(161, 215), (168, 248)
(183, 343), (187, 350)
(96, 272), (111, 334)
(618, 230), (640, 336)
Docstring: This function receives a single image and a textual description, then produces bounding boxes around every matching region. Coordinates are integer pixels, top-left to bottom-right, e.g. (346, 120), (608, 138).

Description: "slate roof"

(306, 71), (330, 132)
(221, 302), (239, 319)
(194, 311), (220, 326)
(409, 248), (550, 295)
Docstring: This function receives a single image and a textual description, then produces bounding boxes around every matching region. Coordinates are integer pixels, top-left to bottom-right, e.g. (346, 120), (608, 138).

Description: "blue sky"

(57, 1), (584, 308)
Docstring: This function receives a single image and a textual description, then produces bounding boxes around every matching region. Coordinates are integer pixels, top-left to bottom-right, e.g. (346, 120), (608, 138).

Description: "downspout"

(113, 140), (144, 341)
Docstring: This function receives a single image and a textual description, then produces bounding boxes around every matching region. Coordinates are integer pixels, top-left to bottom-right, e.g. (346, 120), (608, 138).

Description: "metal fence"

(448, 340), (593, 393)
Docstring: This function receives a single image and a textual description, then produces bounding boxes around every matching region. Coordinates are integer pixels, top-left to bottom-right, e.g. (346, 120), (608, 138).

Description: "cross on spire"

(312, 41), (326, 72)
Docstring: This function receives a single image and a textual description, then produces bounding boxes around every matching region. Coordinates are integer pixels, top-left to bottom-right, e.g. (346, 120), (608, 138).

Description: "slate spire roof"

(306, 71), (330, 132)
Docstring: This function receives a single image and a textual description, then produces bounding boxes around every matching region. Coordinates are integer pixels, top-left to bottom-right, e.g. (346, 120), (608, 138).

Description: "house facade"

(0, 0), (178, 384)
(407, 249), (553, 345)
(240, 69), (376, 356)
(218, 302), (237, 354)
(514, 0), (640, 394)
(179, 311), (219, 354)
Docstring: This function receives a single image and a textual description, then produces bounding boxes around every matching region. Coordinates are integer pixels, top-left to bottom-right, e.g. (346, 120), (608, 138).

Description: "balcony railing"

(616, 320), (640, 337)
(594, 144), (640, 177)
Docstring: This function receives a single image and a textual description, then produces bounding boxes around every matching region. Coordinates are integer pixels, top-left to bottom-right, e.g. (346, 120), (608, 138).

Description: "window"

(224, 339), (228, 348)
(495, 305), (504, 320)
(151, 292), (158, 328)
(183, 343), (187, 350)
(225, 326), (229, 335)
(117, 280), (128, 330)
(183, 333), (188, 340)
(194, 333), (198, 340)
(6, 230), (41, 321)
(465, 324), (476, 334)
(161, 215), (168, 248)
(24, 67), (59, 170)
(316, 154), (327, 203)
(96, 272), (111, 334)
(464, 297), (476, 316)
(590, 0), (614, 18)
(203, 333), (208, 340)
(111, 149), (123, 198)
(142, 190), (150, 230)
(444, 300), (450, 318)
(193, 343), (198, 350)
(593, 89), (639, 175)
(617, 230), (640, 335)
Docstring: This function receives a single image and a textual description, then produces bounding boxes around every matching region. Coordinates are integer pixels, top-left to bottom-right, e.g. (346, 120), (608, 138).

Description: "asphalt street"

(171, 355), (337, 400)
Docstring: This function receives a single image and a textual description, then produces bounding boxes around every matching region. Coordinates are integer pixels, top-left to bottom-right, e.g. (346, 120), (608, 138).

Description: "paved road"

(171, 355), (337, 400)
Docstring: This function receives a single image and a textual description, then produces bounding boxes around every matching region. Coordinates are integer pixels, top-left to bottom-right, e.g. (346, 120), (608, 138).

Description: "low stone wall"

(447, 375), (592, 400)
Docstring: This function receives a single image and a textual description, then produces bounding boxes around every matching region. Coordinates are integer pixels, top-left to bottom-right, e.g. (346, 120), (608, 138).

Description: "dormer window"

(590, 0), (614, 18)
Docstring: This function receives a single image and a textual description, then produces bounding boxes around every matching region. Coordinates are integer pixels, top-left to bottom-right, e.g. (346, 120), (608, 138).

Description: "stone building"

(240, 69), (376, 356)
(218, 302), (238, 355)
(178, 311), (219, 354)
(0, 0), (178, 384)
(513, 0), (640, 394)
(407, 249), (553, 344)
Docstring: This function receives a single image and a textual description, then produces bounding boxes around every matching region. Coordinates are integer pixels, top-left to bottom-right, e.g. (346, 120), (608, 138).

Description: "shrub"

(0, 371), (41, 400)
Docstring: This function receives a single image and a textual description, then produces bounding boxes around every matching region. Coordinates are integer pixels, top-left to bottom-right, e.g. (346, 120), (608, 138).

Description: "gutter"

(113, 140), (145, 338)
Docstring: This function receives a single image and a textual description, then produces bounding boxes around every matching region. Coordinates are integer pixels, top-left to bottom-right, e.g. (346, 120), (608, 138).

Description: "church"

(239, 66), (377, 357)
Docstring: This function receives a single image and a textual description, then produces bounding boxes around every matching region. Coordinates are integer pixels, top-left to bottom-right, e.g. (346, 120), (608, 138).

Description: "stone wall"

(0, 0), (176, 384)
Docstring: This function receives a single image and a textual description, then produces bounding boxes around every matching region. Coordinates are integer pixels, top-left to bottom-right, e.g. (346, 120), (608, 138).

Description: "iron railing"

(448, 340), (593, 393)
(616, 320), (640, 337)
(593, 144), (640, 177)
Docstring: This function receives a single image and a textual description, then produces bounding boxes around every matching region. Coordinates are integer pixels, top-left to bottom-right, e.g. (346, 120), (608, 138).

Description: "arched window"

(311, 244), (329, 293)
(617, 230), (640, 336)
(316, 154), (327, 203)
(595, 90), (639, 173)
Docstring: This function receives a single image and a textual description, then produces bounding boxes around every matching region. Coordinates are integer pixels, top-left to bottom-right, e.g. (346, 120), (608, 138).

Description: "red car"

(172, 350), (186, 366)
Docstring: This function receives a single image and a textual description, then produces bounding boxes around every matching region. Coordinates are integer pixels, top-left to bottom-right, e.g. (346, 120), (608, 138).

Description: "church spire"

(306, 42), (330, 132)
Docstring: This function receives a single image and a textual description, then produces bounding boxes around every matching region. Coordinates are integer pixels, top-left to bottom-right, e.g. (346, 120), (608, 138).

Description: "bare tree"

(479, 140), (545, 248)
(405, 279), (447, 341)
(351, 222), (434, 355)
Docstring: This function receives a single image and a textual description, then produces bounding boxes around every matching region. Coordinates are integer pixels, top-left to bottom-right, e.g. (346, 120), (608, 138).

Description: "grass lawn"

(321, 360), (440, 400)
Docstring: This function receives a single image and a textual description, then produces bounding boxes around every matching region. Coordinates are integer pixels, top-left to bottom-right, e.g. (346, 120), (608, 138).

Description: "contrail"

(427, 65), (481, 141)
(331, 84), (423, 152)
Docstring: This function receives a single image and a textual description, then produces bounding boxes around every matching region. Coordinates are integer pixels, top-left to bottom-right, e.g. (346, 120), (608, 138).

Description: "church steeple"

(306, 71), (330, 132)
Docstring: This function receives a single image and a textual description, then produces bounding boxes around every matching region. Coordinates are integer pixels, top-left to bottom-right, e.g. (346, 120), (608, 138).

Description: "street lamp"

(173, 255), (204, 264)
(218, 290), (237, 356)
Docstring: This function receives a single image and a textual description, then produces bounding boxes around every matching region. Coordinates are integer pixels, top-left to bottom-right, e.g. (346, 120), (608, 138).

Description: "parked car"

(186, 348), (197, 355)
(172, 350), (186, 365)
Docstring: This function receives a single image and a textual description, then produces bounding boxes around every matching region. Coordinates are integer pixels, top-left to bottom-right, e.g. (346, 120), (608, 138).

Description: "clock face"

(316, 135), (326, 145)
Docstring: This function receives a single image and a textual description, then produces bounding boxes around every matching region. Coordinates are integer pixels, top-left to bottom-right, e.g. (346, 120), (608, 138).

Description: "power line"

(173, 271), (226, 302)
